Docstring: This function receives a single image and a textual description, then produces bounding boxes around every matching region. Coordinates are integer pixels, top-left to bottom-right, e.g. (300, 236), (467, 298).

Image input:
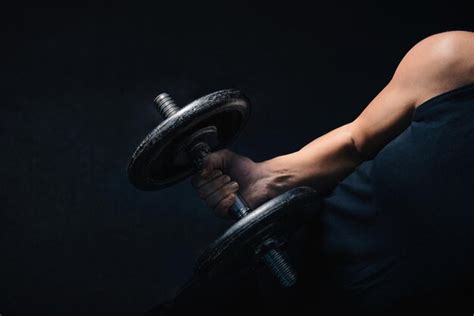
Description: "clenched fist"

(191, 149), (276, 218)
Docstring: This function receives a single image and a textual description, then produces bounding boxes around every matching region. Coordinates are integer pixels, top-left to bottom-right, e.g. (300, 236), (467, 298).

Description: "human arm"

(191, 31), (474, 217)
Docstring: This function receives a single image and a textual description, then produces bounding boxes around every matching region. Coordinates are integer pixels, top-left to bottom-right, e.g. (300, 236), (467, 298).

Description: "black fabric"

(148, 83), (474, 315)
(318, 83), (474, 314)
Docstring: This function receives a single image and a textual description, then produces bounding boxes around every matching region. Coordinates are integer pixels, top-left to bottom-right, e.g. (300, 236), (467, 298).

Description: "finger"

(191, 169), (222, 188)
(198, 174), (233, 199)
(199, 154), (220, 178)
(214, 193), (237, 218)
(200, 149), (233, 177)
(206, 181), (239, 208)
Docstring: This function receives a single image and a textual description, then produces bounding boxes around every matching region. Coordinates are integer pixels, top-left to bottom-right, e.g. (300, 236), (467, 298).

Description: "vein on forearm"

(263, 123), (365, 195)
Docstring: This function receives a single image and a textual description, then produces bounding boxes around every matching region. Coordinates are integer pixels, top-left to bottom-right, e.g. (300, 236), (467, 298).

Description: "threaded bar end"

(154, 93), (180, 119)
(263, 249), (297, 287)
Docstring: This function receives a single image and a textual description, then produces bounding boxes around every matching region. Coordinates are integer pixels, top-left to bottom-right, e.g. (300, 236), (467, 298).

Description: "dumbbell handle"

(188, 140), (297, 287)
(187, 141), (250, 219)
(154, 93), (297, 287)
(154, 93), (251, 218)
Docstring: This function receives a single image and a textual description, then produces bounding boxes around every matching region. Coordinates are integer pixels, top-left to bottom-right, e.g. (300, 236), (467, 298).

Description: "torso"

(316, 83), (474, 313)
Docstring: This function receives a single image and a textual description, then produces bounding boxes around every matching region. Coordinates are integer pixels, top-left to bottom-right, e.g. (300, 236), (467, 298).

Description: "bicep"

(349, 31), (474, 159)
(350, 82), (416, 159)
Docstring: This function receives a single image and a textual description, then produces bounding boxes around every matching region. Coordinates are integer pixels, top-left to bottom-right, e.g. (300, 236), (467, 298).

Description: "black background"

(1, 1), (473, 315)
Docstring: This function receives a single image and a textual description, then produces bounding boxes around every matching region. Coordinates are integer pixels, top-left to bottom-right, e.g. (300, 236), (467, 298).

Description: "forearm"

(259, 123), (365, 196)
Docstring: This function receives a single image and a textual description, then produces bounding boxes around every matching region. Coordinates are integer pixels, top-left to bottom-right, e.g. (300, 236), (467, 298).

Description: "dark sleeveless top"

(317, 83), (474, 313)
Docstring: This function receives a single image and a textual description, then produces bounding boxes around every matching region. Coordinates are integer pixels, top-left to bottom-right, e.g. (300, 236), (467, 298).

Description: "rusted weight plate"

(128, 89), (251, 190)
(194, 186), (321, 280)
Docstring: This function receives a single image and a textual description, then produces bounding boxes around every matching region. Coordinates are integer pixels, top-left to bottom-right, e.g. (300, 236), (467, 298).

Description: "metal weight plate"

(128, 89), (251, 190)
(194, 186), (321, 280)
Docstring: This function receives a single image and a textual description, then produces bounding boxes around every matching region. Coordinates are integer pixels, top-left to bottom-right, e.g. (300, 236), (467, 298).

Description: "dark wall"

(1, 2), (472, 315)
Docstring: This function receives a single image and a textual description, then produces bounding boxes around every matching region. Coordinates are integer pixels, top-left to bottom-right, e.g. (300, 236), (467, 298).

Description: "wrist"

(257, 152), (303, 196)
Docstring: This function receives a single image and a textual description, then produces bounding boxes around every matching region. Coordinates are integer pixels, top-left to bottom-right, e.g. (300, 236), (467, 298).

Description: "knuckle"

(209, 193), (223, 207)
(212, 169), (222, 177)
(218, 148), (231, 160)
(215, 195), (235, 218)
(216, 195), (227, 207)
(208, 152), (220, 163)
(221, 149), (231, 156)
(219, 191), (228, 201)
(215, 175), (226, 184)
(225, 184), (237, 195)
(224, 194), (234, 206)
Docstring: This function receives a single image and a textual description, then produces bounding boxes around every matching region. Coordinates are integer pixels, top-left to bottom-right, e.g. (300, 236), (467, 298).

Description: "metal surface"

(128, 89), (251, 190)
(128, 91), (321, 288)
(186, 140), (251, 219)
(149, 93), (310, 286)
(263, 247), (297, 287)
(154, 93), (179, 118)
(195, 186), (320, 280)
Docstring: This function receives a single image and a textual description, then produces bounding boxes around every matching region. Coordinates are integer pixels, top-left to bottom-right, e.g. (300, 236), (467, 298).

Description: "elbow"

(346, 122), (372, 161)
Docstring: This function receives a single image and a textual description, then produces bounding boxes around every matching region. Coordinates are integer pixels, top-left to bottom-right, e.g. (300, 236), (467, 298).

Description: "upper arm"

(350, 31), (474, 159)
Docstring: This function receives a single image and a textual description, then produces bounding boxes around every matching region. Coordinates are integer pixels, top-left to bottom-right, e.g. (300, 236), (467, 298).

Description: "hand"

(191, 149), (276, 219)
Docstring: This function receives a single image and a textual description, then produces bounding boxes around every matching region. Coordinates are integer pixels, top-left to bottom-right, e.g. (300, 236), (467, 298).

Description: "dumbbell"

(128, 89), (320, 287)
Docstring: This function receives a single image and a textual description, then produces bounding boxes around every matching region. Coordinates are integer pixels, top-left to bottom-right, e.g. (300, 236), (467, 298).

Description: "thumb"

(200, 149), (233, 177)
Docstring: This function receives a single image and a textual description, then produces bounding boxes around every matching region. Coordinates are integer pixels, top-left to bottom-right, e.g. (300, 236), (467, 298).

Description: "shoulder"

(350, 31), (474, 158)
(391, 31), (474, 107)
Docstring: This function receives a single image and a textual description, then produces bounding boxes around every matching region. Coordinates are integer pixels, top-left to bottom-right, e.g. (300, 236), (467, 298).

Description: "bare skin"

(191, 31), (474, 218)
